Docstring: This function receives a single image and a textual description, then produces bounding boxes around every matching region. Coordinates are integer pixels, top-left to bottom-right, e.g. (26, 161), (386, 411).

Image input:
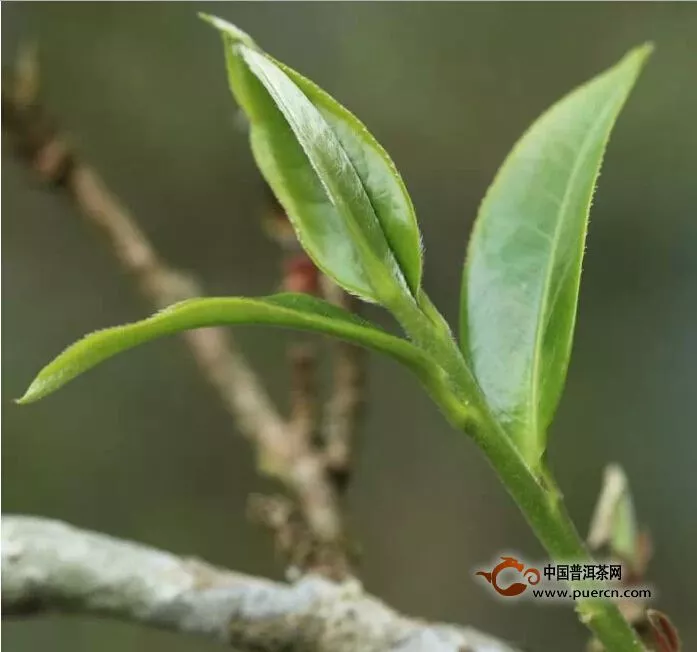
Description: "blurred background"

(3, 3), (696, 651)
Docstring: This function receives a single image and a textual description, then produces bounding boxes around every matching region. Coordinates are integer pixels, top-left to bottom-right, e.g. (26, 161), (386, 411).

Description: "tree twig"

(2, 515), (521, 652)
(321, 279), (366, 493)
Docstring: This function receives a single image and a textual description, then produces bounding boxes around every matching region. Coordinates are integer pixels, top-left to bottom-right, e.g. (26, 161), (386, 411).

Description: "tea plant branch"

(2, 515), (521, 652)
(1, 48), (345, 567)
(200, 23), (653, 650)
(11, 19), (662, 652)
(392, 285), (647, 652)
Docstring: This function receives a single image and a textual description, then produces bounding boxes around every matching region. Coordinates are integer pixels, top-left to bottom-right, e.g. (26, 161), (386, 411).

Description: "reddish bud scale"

(283, 255), (320, 295)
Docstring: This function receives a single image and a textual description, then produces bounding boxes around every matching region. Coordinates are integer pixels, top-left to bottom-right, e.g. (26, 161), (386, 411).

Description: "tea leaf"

(460, 46), (652, 467)
(18, 294), (433, 404)
(205, 15), (422, 308)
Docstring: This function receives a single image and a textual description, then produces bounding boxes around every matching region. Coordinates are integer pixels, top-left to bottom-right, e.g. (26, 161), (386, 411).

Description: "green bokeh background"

(3, 3), (696, 651)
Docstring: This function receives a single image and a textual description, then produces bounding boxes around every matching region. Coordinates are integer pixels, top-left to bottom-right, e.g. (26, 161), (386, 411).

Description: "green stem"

(391, 296), (646, 652)
(473, 414), (644, 651)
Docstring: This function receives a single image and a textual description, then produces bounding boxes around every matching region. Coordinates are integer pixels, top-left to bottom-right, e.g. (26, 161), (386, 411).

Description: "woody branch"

(2, 516), (520, 652)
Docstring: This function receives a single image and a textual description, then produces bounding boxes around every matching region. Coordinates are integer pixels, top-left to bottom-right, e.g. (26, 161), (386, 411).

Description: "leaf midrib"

(241, 47), (409, 299)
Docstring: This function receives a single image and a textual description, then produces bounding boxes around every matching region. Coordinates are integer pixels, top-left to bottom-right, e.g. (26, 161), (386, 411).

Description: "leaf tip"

(622, 42), (655, 74)
(636, 41), (655, 59)
(198, 13), (255, 48)
(15, 378), (45, 405)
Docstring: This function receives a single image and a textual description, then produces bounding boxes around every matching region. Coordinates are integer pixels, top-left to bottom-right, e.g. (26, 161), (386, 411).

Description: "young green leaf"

(203, 15), (422, 309)
(18, 294), (433, 404)
(460, 45), (652, 468)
